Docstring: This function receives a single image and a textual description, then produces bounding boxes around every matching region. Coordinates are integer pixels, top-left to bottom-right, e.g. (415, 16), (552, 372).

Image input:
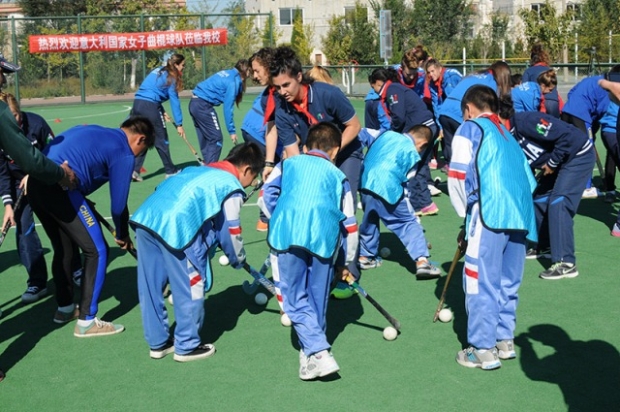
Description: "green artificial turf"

(0, 97), (618, 411)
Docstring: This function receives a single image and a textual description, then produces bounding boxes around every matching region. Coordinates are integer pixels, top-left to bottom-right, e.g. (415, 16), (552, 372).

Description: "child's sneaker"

(357, 201), (363, 210)
(53, 304), (79, 324)
(299, 349), (308, 376)
(496, 339), (516, 360)
(150, 339), (175, 360)
(131, 171), (143, 182)
(456, 346), (501, 370)
(74, 318), (125, 338)
(416, 259), (441, 279)
(359, 256), (383, 270)
(173, 343), (216, 362)
(525, 248), (551, 260)
(581, 187), (599, 199)
(415, 202), (439, 216)
(428, 184), (442, 196)
(21, 285), (47, 304)
(256, 220), (268, 232)
(611, 223), (620, 238)
(330, 281), (356, 299)
(539, 262), (579, 280)
(299, 350), (340, 380)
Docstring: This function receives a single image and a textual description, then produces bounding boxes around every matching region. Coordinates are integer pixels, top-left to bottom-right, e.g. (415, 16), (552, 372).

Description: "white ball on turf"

(438, 308), (453, 323)
(380, 247), (391, 258)
(280, 313), (292, 327)
(383, 326), (398, 341)
(168, 294), (174, 305)
(218, 255), (229, 266)
(254, 292), (268, 305)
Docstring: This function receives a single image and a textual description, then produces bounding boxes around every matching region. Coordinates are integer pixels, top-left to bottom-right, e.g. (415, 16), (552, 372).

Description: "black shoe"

(149, 339), (175, 360)
(173, 343), (216, 362)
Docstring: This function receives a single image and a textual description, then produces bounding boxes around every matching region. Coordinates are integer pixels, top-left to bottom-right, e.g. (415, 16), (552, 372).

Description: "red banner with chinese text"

(29, 29), (227, 53)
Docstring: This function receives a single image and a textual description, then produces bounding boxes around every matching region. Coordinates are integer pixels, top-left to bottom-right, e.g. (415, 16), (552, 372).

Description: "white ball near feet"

(438, 308), (453, 323)
(280, 313), (292, 327)
(380, 247), (391, 258)
(219, 255), (229, 266)
(383, 326), (398, 341)
(254, 292), (268, 305)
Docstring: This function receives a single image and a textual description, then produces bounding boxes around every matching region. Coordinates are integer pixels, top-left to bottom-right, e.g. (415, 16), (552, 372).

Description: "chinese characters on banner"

(29, 29), (228, 53)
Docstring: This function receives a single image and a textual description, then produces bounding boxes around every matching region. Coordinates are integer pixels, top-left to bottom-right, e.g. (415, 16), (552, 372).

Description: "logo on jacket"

(389, 94), (399, 105)
(536, 118), (552, 137)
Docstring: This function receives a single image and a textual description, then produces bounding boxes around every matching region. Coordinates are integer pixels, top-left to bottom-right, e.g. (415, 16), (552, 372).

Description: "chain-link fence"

(0, 12), (272, 102)
(1, 13), (619, 103)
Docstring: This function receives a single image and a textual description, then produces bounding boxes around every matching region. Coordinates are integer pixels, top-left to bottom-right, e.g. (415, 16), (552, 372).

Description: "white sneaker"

(428, 184), (442, 196)
(357, 201), (363, 210)
(582, 187), (599, 199)
(299, 350), (339, 380)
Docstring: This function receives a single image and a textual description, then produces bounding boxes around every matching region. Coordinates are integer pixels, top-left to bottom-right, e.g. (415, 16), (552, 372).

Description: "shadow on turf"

(200, 284), (254, 344)
(576, 195), (618, 229)
(515, 324), (620, 411)
(434, 260), (468, 347)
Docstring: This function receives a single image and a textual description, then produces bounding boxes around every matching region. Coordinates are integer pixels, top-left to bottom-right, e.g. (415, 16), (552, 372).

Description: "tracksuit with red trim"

(130, 161), (247, 356)
(448, 116), (537, 350)
(258, 150), (358, 357)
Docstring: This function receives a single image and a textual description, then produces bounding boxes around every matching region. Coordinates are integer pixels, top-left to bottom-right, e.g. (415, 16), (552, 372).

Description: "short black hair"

(368, 67), (398, 84)
(306, 122), (342, 153)
(408, 125), (433, 142)
(225, 142), (265, 175)
(461, 85), (499, 114)
(121, 116), (155, 148)
(498, 94), (515, 120)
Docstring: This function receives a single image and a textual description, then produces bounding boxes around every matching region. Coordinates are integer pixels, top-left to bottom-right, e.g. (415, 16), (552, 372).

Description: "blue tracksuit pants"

(271, 248), (333, 356)
(136, 227), (211, 355)
(534, 148), (595, 264)
(359, 192), (429, 260)
(188, 97), (223, 164)
(464, 203), (526, 350)
(132, 99), (178, 175)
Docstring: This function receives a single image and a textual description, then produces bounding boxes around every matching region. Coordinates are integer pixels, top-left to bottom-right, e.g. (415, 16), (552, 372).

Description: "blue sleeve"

(214, 192), (246, 269)
(168, 81), (183, 126)
(511, 83), (540, 113)
(275, 104), (298, 147)
(108, 155), (134, 239)
(0, 157), (12, 204)
(223, 79), (238, 134)
(378, 104), (391, 130)
(261, 162), (282, 215)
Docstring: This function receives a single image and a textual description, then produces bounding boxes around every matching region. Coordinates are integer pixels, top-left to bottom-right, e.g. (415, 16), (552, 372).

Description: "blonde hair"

(306, 66), (333, 84)
(0, 91), (21, 117)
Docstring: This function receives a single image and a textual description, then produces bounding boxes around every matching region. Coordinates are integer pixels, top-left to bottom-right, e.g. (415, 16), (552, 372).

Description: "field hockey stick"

(0, 191), (25, 248)
(243, 262), (277, 295)
(433, 246), (463, 323)
(242, 256), (271, 295)
(245, 180), (263, 202)
(89, 203), (138, 260)
(345, 274), (401, 330)
(177, 127), (207, 166)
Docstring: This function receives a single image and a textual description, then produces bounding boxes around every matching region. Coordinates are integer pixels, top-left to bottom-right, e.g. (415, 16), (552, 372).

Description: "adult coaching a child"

(130, 142), (263, 362)
(27, 117), (154, 338)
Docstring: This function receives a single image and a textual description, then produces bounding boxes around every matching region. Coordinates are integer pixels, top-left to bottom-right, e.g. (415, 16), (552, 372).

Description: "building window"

(530, 3), (543, 16)
(279, 8), (303, 26)
(566, 3), (581, 20)
(344, 6), (368, 25)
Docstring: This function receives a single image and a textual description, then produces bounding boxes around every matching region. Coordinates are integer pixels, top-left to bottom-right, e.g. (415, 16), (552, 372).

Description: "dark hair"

(425, 58), (442, 72)
(234, 59), (251, 107)
(270, 46), (314, 85)
(488, 61), (512, 97)
(530, 44), (550, 66)
(461, 85), (499, 114)
(306, 122), (342, 153)
(368, 67), (399, 84)
(224, 142), (264, 175)
(121, 116), (155, 148)
(510, 73), (522, 88)
(412, 45), (429, 65)
(498, 94), (515, 120)
(162, 53), (184, 93)
(537, 69), (557, 88)
(408, 124), (433, 142)
(249, 47), (275, 85)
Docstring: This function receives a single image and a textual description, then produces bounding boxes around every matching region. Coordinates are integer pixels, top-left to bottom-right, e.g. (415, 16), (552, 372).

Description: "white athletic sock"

(77, 319), (94, 327)
(57, 304), (75, 313)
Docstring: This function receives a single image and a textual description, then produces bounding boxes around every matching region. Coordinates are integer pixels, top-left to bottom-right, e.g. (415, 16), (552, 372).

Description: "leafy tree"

(322, 16), (354, 65)
(475, 12), (511, 61)
(518, 1), (574, 62)
(576, 0), (615, 62)
(261, 13), (282, 47)
(290, 9), (314, 64)
(412, 0), (474, 43)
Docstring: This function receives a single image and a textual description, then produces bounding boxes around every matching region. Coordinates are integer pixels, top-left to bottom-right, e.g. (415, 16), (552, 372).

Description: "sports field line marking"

(44, 106), (132, 122)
